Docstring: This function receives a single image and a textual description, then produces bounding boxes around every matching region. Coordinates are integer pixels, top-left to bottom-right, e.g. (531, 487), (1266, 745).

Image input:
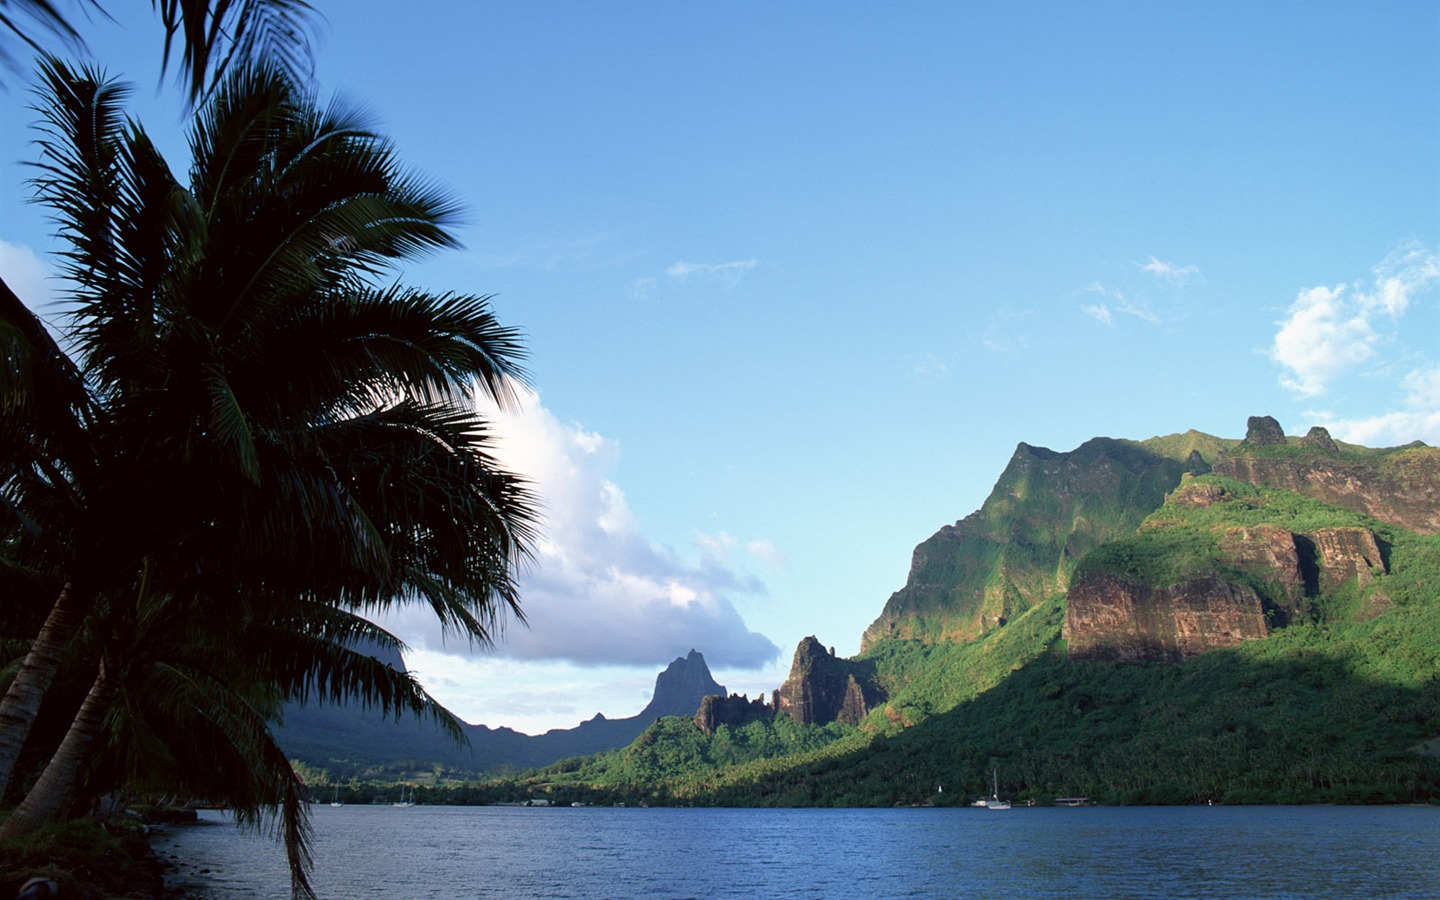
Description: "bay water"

(152, 804), (1439, 899)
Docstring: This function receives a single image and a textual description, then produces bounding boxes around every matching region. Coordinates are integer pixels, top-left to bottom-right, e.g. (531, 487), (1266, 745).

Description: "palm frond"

(28, 58), (129, 324)
(0, 0), (97, 80)
(112, 660), (317, 899)
(153, 0), (317, 104)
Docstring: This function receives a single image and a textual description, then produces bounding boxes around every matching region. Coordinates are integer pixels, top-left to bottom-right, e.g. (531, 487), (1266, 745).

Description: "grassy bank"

(0, 812), (171, 899)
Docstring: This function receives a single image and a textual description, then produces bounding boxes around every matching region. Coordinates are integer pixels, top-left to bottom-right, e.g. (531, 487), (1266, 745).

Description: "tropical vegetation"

(1, 50), (534, 900)
(459, 472), (1440, 810)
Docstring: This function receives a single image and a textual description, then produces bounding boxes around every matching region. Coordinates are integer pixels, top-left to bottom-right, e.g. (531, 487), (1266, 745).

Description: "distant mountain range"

(278, 649), (724, 777)
(283, 415), (1440, 806)
(499, 415), (1440, 806)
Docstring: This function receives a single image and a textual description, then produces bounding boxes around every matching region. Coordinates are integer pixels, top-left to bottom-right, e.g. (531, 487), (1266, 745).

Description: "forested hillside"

(455, 419), (1440, 808)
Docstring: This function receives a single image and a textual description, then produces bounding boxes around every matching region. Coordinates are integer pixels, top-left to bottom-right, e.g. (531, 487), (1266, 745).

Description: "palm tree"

(0, 58), (536, 896)
(0, 0), (317, 102)
(0, 278), (97, 803)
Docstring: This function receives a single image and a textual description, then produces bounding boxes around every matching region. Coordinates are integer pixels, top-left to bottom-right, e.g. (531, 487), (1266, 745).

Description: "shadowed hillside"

(277, 649), (724, 777)
(469, 417), (1440, 807)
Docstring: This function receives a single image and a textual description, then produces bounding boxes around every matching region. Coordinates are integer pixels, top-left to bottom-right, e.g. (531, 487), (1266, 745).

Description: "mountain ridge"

(278, 648), (724, 777)
(498, 415), (1440, 807)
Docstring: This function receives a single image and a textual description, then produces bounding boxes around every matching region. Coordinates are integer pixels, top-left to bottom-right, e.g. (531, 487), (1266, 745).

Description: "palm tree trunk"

(0, 661), (119, 841)
(0, 581), (85, 800)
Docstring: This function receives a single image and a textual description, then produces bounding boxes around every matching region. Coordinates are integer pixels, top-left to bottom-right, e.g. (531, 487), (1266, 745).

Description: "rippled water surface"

(152, 804), (1440, 899)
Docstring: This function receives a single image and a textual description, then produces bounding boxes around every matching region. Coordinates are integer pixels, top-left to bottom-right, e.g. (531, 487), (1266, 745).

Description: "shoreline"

(0, 809), (196, 900)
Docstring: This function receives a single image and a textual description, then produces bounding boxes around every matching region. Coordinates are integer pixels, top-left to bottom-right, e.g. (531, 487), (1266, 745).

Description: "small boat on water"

(393, 785), (415, 808)
(985, 770), (1011, 810)
(330, 785), (343, 808)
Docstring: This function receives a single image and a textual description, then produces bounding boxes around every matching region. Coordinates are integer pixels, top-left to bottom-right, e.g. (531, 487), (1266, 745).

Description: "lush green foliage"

(444, 470), (1440, 809)
(1077, 475), (1407, 599)
(1135, 430), (1237, 465)
(874, 438), (1196, 645)
(498, 600), (1439, 809)
(1, 59), (532, 898)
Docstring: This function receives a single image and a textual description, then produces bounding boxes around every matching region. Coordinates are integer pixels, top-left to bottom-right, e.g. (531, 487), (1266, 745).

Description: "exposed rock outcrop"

(1165, 476), (1230, 509)
(1301, 426), (1339, 453)
(695, 693), (770, 735)
(776, 637), (884, 725)
(878, 414), (1428, 673)
(280, 648), (726, 776)
(1216, 525), (1308, 620)
(1214, 417), (1440, 535)
(1245, 415), (1287, 447)
(1064, 573), (1270, 662)
(1308, 527), (1387, 592)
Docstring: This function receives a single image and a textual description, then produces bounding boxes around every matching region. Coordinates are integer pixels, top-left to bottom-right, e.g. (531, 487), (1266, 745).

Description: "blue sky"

(2, 2), (1437, 734)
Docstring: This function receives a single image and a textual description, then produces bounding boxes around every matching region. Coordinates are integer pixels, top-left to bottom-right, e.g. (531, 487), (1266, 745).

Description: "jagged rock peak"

(694, 692), (771, 735)
(640, 649), (726, 720)
(776, 637), (884, 725)
(1301, 426), (1338, 452)
(1014, 441), (1060, 460)
(1244, 415), (1287, 446)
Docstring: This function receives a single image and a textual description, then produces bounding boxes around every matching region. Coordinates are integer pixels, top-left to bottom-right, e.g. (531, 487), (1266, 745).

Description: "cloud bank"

(1273, 243), (1440, 445)
(1306, 364), (1440, 448)
(384, 387), (781, 671)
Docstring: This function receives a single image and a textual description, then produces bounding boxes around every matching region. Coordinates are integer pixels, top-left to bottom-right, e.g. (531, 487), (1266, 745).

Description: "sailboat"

(985, 770), (1011, 810)
(330, 785), (344, 808)
(392, 785), (415, 808)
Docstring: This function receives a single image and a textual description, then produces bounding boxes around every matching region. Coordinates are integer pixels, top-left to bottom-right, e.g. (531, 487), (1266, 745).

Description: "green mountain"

(861, 434), (1217, 648)
(479, 416), (1440, 807)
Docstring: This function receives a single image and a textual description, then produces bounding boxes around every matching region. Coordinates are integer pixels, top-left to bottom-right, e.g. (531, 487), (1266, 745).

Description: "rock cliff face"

(694, 693), (771, 735)
(1064, 573), (1270, 662)
(776, 637), (883, 726)
(639, 649), (726, 720)
(1064, 419), (1408, 662)
(1215, 524), (1309, 621)
(1309, 527), (1387, 593)
(1212, 421), (1440, 535)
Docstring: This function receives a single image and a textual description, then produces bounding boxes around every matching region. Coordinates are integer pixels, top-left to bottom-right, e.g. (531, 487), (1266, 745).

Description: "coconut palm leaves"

(1, 1), (318, 102)
(0, 57), (535, 897)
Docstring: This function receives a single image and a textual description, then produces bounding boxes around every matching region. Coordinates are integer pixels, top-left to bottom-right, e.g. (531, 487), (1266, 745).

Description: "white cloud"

(397, 652), (663, 735)
(1, 241), (56, 311)
(1270, 284), (1376, 397)
(1271, 244), (1440, 398)
(1082, 304), (1114, 326)
(381, 386), (780, 672)
(630, 276), (658, 300)
(1306, 364), (1440, 446)
(1138, 256), (1202, 282)
(695, 531), (736, 553)
(666, 259), (758, 286)
(1372, 241), (1440, 316)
